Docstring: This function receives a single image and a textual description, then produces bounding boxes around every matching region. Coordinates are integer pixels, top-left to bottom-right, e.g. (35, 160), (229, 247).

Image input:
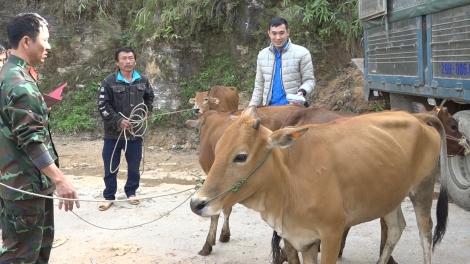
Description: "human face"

(268, 24), (290, 51)
(0, 52), (6, 68)
(115, 51), (136, 74)
(25, 25), (51, 66)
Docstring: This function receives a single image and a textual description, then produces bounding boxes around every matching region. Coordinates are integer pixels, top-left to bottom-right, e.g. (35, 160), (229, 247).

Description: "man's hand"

(41, 163), (80, 211)
(55, 179), (80, 211)
(120, 119), (131, 130)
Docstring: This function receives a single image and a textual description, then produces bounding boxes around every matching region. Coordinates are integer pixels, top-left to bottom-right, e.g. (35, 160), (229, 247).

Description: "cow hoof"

(387, 256), (398, 264)
(271, 252), (288, 264)
(219, 235), (230, 243)
(198, 246), (212, 256)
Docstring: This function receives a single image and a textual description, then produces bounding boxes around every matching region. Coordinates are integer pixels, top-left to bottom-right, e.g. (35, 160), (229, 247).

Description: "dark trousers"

(102, 137), (142, 200)
(0, 195), (54, 264)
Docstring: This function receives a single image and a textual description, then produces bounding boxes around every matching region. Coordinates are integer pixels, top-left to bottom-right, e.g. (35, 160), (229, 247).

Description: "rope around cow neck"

(201, 149), (273, 206)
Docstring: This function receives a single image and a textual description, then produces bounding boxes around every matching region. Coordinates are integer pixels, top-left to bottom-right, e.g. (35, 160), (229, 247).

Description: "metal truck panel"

(366, 17), (420, 78)
(359, 0), (386, 21)
(430, 5), (470, 80)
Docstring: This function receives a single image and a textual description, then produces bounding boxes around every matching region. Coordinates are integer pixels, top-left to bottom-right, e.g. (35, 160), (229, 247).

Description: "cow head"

(412, 102), (469, 156)
(189, 91), (220, 114)
(190, 106), (309, 217)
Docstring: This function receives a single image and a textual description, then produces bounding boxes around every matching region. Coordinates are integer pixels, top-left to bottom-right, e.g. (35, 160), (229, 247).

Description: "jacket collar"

(269, 38), (291, 53)
(115, 69), (141, 84)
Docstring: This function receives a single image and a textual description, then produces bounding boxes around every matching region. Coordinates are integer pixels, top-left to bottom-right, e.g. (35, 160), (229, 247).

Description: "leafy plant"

(282, 0), (363, 56)
(370, 102), (386, 112)
(332, 99), (343, 111)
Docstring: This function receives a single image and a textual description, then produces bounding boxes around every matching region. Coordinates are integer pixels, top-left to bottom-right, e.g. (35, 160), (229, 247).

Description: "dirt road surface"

(43, 137), (470, 264)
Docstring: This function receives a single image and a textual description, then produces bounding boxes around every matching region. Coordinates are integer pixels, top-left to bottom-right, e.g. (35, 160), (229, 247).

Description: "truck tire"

(447, 110), (470, 210)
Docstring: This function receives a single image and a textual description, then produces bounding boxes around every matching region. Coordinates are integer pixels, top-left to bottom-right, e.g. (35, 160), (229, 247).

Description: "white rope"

(110, 102), (149, 173)
(0, 181), (198, 203)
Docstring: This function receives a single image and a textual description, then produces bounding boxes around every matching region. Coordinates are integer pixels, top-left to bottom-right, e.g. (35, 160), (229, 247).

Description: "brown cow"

(188, 85), (239, 114)
(281, 105), (465, 263)
(185, 104), (304, 261)
(190, 107), (449, 264)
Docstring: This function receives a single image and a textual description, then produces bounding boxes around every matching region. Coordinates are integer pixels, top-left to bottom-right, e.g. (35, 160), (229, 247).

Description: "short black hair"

(268, 17), (288, 30)
(7, 13), (48, 49)
(0, 44), (6, 54)
(114, 46), (137, 62)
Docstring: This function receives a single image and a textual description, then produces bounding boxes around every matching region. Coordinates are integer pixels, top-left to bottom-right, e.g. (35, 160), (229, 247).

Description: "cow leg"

(219, 207), (232, 242)
(339, 227), (351, 257)
(273, 238), (301, 264)
(198, 215), (219, 256)
(318, 231), (343, 264)
(376, 207), (405, 264)
(379, 206), (405, 264)
(409, 182), (434, 264)
(301, 242), (320, 264)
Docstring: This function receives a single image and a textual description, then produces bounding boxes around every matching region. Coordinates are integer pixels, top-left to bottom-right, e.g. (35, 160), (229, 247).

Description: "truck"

(357, 0), (470, 210)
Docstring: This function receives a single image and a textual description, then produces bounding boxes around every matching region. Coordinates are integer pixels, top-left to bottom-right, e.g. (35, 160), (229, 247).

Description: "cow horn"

(439, 99), (447, 108)
(253, 118), (261, 130)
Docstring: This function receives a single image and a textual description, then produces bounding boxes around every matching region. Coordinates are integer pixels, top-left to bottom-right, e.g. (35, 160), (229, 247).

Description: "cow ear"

(189, 98), (195, 104)
(241, 105), (258, 118)
(411, 102), (426, 113)
(209, 97), (220, 105)
(269, 127), (309, 148)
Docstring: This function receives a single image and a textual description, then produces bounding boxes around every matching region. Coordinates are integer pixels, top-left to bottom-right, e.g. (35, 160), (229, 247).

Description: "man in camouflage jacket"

(0, 13), (79, 263)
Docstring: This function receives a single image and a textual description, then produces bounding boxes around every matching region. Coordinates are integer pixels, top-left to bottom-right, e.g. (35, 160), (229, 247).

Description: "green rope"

(201, 148), (273, 205)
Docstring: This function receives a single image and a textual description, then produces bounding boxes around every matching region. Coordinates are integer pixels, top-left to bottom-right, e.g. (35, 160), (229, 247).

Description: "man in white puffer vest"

(249, 17), (315, 108)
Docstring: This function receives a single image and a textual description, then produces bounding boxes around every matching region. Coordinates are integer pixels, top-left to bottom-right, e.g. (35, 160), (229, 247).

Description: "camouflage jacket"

(0, 55), (56, 200)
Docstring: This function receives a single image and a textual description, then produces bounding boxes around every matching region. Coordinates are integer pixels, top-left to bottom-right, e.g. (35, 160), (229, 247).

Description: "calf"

(188, 85), (239, 114)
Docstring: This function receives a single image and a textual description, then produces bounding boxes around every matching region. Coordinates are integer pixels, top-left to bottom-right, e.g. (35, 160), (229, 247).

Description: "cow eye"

(204, 98), (209, 101)
(233, 154), (247, 163)
(451, 124), (458, 131)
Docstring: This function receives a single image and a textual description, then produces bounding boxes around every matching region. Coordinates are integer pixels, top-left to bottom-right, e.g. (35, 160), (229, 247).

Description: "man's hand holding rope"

(120, 119), (131, 130)
(41, 163), (80, 211)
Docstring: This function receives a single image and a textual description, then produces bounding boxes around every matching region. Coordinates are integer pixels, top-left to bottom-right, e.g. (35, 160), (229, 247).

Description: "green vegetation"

(48, 81), (101, 134)
(370, 102), (387, 112)
(179, 51), (244, 103)
(282, 0), (362, 56)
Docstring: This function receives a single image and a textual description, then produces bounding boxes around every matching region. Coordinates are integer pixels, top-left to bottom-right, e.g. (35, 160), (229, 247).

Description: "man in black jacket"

(97, 46), (155, 211)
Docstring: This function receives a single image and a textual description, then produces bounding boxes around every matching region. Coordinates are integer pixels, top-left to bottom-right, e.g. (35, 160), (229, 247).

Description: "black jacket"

(98, 70), (155, 140)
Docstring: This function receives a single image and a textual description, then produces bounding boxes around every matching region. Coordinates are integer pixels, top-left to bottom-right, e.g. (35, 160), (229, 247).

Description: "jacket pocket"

(111, 86), (126, 102)
(136, 84), (146, 100)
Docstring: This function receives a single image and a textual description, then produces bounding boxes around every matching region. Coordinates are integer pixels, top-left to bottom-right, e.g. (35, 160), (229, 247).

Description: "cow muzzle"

(190, 198), (215, 217)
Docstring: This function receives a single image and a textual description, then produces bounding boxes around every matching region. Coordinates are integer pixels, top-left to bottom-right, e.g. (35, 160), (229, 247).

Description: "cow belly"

(261, 211), (321, 252)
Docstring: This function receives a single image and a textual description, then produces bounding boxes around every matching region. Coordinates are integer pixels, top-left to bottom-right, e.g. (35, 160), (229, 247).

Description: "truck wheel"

(447, 110), (470, 210)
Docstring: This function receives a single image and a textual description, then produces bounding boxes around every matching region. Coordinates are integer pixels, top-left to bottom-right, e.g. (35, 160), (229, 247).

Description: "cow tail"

(271, 230), (282, 263)
(415, 113), (449, 250)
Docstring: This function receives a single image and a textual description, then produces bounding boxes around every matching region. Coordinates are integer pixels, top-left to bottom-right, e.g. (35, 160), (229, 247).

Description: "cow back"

(196, 104), (304, 173)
